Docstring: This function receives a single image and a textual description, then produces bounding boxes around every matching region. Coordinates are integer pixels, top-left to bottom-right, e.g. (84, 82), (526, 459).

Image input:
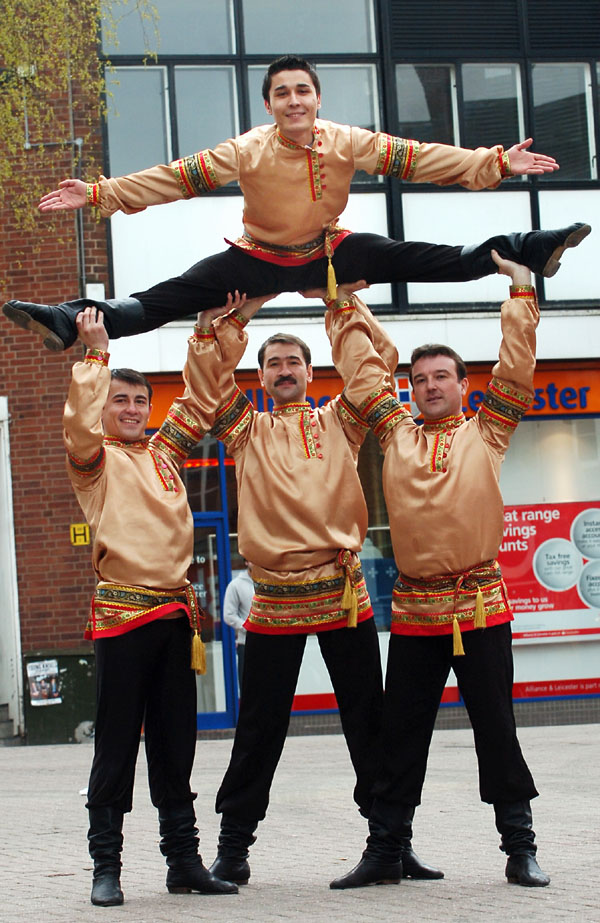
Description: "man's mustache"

(275, 375), (297, 386)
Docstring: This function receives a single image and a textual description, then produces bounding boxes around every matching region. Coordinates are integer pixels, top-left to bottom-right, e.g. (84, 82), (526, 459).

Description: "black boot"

(209, 817), (257, 885)
(494, 800), (550, 887)
(461, 221), (591, 280)
(159, 801), (238, 895)
(88, 805), (125, 907)
(329, 816), (402, 890)
(395, 805), (444, 880)
(2, 296), (146, 351)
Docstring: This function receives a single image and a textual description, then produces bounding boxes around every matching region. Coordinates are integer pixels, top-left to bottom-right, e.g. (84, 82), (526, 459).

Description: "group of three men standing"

(6, 52), (588, 906)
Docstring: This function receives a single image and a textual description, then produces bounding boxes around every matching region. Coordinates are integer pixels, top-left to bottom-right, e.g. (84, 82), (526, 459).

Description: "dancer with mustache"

(176, 291), (443, 886)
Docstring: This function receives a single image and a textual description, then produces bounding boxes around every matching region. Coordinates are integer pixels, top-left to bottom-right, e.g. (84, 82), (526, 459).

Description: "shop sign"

(499, 501), (600, 643)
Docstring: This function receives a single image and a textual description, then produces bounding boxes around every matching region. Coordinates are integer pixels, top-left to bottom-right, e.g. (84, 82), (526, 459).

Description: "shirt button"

(311, 420), (317, 427)
(318, 453), (323, 459)
(318, 140), (323, 146)
(322, 184), (327, 189)
(315, 442), (321, 448)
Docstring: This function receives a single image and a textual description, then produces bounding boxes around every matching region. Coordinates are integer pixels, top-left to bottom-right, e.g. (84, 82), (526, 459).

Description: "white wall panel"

(539, 189), (600, 302)
(402, 189), (532, 303)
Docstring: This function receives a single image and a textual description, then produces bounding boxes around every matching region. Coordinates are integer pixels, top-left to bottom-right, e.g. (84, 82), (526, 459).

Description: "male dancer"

(320, 252), (552, 888)
(3, 54), (588, 350)
(64, 307), (238, 905)
(174, 290), (442, 885)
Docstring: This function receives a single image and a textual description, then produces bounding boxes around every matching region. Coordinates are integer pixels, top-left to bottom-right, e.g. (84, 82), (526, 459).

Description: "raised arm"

(477, 250), (539, 455)
(63, 308), (111, 485)
(174, 292), (276, 435)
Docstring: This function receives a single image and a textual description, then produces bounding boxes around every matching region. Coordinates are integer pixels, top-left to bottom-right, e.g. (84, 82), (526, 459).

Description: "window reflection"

(174, 66), (239, 154)
(532, 63), (595, 180)
(102, 0), (234, 55)
(462, 63), (523, 153)
(106, 67), (170, 175)
(395, 64), (456, 145)
(242, 0), (375, 54)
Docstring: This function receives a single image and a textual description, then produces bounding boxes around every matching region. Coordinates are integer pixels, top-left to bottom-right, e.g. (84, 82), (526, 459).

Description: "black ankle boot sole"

(542, 223), (591, 277)
(2, 302), (65, 352)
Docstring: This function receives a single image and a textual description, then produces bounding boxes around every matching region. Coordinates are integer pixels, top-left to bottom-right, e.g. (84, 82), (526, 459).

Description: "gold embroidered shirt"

(63, 347), (208, 638)
(180, 311), (374, 633)
(328, 288), (539, 636)
(88, 119), (508, 259)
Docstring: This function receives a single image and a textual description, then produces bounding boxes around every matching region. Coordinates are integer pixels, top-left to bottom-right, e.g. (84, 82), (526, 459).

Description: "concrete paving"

(0, 723), (598, 922)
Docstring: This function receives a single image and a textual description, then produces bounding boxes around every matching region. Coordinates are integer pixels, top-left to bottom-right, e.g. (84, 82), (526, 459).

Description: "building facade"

(1, 0), (599, 742)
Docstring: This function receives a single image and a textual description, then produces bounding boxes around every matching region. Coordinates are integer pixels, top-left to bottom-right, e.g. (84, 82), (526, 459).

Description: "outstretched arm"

(504, 138), (558, 176)
(39, 179), (87, 212)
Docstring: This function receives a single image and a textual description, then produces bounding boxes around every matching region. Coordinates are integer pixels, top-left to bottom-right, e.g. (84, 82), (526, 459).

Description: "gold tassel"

(474, 587), (486, 629)
(347, 590), (358, 628)
(452, 617), (465, 656)
(325, 229), (338, 304)
(327, 257), (337, 304)
(191, 630), (207, 675)
(341, 574), (353, 609)
(341, 573), (358, 628)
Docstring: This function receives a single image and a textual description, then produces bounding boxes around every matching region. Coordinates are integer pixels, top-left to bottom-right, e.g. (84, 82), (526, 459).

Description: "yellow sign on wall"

(70, 523), (90, 546)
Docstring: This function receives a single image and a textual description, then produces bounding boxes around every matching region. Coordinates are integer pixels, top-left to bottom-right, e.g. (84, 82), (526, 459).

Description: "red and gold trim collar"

(276, 123), (319, 150)
(272, 401), (312, 417)
(103, 435), (150, 449)
(422, 413), (466, 435)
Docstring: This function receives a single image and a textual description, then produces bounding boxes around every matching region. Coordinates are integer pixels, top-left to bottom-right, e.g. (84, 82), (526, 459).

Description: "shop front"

(149, 358), (600, 730)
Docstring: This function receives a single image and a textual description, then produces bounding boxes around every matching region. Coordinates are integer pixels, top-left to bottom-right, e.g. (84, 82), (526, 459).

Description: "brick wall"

(0, 94), (109, 654)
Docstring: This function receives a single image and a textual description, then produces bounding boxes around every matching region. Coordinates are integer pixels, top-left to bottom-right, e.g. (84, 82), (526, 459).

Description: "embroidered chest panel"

(148, 448), (178, 492)
(423, 415), (464, 473)
(272, 403), (321, 459)
(277, 126), (324, 202)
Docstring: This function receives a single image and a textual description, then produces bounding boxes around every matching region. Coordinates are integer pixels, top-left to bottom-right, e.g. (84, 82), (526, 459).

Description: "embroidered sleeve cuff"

(481, 377), (531, 431)
(325, 298), (357, 314)
(509, 284), (536, 299)
(84, 348), (109, 366)
(498, 150), (512, 178)
(192, 324), (216, 343)
(86, 183), (100, 206)
(228, 309), (249, 331)
(360, 388), (411, 440)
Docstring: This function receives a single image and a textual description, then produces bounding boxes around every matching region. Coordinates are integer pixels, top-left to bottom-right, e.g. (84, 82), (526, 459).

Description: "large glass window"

(395, 64), (456, 144)
(462, 63), (523, 152)
(532, 63), (596, 180)
(242, 0), (376, 54)
(105, 67), (170, 175)
(174, 66), (239, 154)
(102, 0), (235, 55)
(248, 62), (379, 131)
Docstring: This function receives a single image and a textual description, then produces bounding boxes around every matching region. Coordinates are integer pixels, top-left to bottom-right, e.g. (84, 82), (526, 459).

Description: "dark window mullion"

(167, 64), (179, 160)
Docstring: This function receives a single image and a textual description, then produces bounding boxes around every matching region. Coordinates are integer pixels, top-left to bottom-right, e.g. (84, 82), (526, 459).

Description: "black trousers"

(132, 233), (469, 331)
(372, 622), (538, 809)
(87, 617), (197, 814)
(215, 618), (384, 824)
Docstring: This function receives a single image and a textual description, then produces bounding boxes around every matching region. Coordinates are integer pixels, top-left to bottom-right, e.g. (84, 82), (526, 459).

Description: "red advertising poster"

(499, 501), (600, 643)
